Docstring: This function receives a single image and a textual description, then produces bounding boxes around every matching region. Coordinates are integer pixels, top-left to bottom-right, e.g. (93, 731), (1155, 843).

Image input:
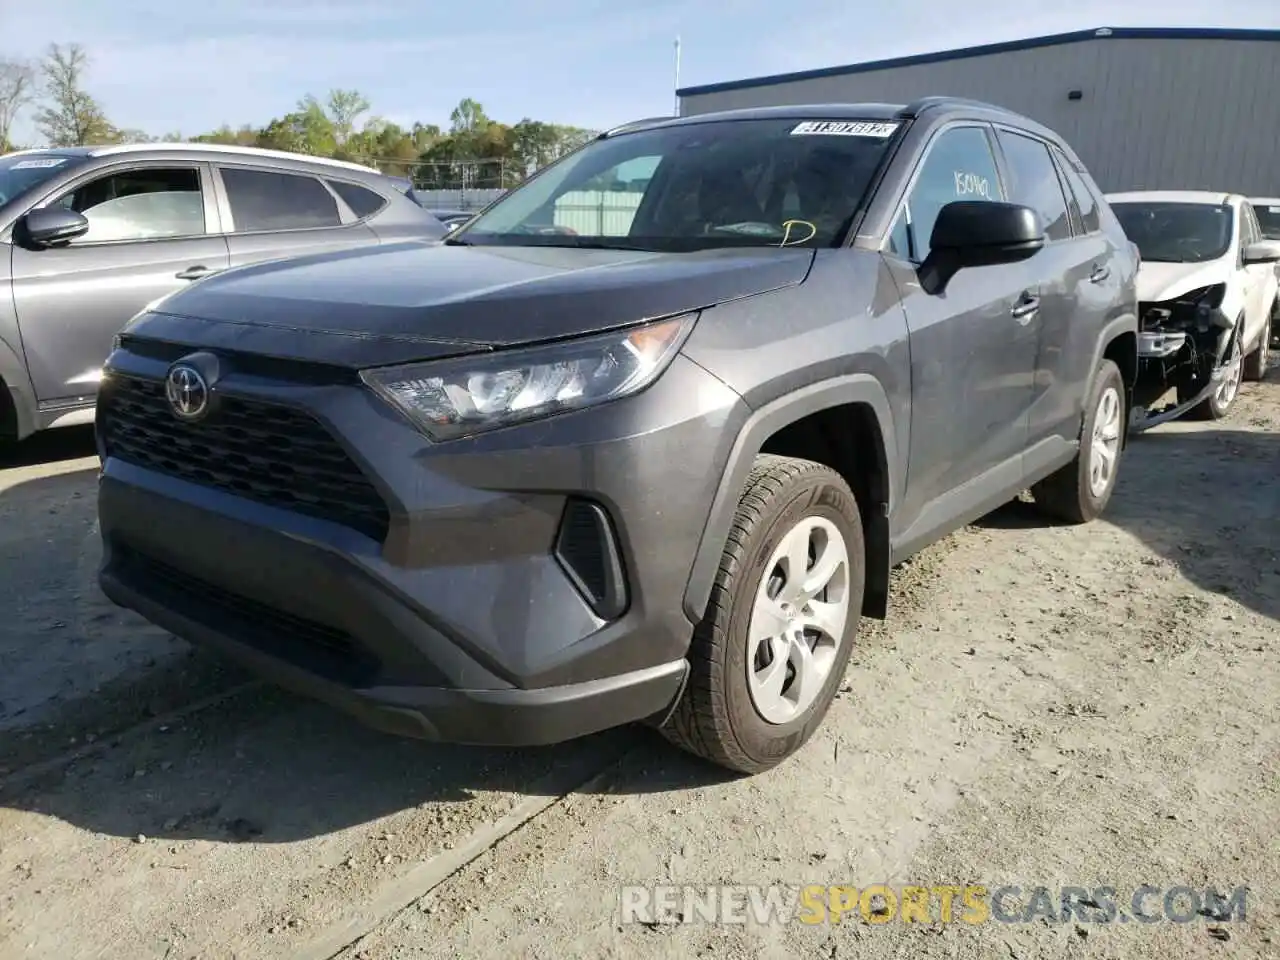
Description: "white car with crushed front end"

(1106, 190), (1280, 428)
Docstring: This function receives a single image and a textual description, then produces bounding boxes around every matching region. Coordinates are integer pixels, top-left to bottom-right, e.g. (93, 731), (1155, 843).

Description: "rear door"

(211, 164), (380, 268)
(992, 128), (1117, 450)
(885, 122), (1041, 540)
(10, 161), (229, 403)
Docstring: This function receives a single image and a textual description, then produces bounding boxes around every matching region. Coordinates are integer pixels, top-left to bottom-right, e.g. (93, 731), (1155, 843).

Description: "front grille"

(100, 375), (390, 542)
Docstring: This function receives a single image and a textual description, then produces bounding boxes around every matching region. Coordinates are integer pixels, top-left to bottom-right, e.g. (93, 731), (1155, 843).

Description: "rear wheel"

(660, 454), (864, 775)
(1031, 359), (1125, 523)
(1243, 314), (1271, 382)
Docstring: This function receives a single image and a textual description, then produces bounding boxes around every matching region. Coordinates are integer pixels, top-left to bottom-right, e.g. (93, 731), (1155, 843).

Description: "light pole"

(673, 36), (682, 116)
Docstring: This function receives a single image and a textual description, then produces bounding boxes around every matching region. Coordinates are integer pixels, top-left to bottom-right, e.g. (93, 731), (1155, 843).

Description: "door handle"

(1010, 294), (1040, 323)
(175, 265), (213, 280)
(1089, 264), (1111, 283)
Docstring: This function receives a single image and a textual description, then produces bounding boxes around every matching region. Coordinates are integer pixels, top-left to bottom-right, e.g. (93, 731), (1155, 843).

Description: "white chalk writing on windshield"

(953, 171), (993, 199)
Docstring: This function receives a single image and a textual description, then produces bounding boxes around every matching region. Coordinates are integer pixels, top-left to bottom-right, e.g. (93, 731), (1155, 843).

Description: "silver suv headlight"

(360, 313), (697, 441)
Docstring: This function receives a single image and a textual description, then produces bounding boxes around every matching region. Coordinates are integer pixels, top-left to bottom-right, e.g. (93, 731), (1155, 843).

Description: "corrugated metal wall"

(410, 188), (505, 211)
(679, 38), (1280, 196)
(553, 191), (644, 234)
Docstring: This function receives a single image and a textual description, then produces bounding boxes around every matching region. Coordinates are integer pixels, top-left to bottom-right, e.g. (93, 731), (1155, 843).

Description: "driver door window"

(888, 126), (1005, 262)
(1242, 204), (1259, 244)
(53, 167), (206, 243)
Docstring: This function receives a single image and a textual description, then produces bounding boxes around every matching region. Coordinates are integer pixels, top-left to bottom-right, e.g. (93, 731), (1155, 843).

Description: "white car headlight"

(360, 313), (697, 441)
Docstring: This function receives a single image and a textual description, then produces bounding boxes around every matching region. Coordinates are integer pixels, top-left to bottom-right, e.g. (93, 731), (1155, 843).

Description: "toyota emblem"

(165, 363), (210, 421)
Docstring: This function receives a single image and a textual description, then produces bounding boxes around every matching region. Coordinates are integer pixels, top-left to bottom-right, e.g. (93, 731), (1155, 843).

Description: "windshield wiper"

(553, 239), (656, 251)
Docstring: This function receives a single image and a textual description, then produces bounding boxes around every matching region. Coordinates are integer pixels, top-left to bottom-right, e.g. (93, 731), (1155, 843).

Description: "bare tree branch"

(33, 43), (117, 147)
(0, 58), (36, 150)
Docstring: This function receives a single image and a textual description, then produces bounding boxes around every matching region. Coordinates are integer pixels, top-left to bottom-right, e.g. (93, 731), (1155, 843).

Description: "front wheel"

(661, 455), (865, 775)
(1185, 321), (1244, 419)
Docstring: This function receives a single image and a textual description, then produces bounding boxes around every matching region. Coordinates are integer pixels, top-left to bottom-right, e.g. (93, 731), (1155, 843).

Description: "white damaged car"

(1106, 190), (1279, 428)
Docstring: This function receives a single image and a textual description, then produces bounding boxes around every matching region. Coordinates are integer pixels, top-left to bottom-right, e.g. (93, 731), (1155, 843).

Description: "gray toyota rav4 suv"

(96, 98), (1139, 774)
(0, 143), (446, 442)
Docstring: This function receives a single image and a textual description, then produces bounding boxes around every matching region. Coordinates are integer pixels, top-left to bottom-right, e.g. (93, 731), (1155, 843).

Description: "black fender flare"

(1090, 312), (1139, 446)
(0, 334), (36, 440)
(681, 373), (899, 624)
(1091, 312), (1140, 384)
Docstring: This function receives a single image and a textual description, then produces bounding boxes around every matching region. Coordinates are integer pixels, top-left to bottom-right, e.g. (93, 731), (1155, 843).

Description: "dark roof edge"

(676, 27), (1280, 97)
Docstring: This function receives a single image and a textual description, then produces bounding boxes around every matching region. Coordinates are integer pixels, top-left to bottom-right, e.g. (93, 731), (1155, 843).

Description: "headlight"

(1178, 284), (1225, 309)
(360, 313), (697, 441)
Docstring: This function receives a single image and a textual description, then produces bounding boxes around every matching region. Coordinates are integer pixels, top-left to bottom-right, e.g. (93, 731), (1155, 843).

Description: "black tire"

(1185, 320), (1244, 420)
(0, 378), (15, 444)
(1243, 314), (1271, 382)
(1031, 359), (1125, 524)
(660, 454), (865, 775)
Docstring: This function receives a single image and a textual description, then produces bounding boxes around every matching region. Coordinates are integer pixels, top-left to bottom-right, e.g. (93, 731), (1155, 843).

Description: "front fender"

(0, 331), (36, 439)
(681, 373), (898, 624)
(1220, 274), (1248, 327)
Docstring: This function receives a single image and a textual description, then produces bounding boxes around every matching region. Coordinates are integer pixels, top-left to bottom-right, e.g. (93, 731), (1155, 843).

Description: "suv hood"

(131, 241), (814, 368)
(1136, 259), (1229, 303)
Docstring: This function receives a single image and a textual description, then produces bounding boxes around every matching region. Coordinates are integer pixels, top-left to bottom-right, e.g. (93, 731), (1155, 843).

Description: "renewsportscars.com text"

(619, 884), (1250, 926)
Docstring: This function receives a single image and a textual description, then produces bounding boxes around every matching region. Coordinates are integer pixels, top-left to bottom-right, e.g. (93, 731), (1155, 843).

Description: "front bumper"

(96, 345), (745, 746)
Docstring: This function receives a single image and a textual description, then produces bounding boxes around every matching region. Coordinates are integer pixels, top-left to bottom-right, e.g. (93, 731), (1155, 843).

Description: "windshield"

(0, 153), (87, 211)
(1111, 201), (1233, 263)
(454, 117), (899, 251)
(1253, 202), (1280, 240)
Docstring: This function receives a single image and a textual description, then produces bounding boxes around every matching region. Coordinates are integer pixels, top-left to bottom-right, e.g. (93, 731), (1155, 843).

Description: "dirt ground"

(1, 367), (1276, 960)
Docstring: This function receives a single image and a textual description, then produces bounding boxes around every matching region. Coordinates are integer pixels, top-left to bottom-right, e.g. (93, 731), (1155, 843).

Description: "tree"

(449, 98), (490, 135)
(256, 99), (335, 156)
(0, 58), (36, 151)
(326, 88), (370, 147)
(189, 124), (259, 146)
(33, 43), (118, 146)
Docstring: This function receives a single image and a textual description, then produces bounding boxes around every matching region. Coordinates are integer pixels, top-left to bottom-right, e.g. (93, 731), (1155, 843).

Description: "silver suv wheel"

(746, 516), (850, 725)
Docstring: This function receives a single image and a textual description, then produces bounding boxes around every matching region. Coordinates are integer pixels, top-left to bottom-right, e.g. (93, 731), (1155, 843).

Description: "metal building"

(675, 27), (1280, 196)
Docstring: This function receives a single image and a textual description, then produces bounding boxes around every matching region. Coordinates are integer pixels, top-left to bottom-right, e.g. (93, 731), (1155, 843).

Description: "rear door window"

(1053, 149), (1100, 235)
(995, 130), (1072, 241)
(326, 179), (388, 219)
(219, 167), (342, 232)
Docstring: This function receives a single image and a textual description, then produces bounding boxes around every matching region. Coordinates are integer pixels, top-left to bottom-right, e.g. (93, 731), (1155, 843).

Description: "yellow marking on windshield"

(780, 220), (817, 247)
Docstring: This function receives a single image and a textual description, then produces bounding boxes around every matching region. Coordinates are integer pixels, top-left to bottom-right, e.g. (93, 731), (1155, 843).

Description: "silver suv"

(0, 143), (447, 442)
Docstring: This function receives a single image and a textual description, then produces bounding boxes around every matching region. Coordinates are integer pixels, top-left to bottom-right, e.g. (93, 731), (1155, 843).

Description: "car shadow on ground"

(0, 462), (736, 845)
(976, 425), (1279, 624)
(0, 425), (97, 468)
(8, 424), (1272, 845)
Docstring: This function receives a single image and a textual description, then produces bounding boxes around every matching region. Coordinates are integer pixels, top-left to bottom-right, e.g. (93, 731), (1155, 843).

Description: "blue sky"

(4, 0), (1278, 143)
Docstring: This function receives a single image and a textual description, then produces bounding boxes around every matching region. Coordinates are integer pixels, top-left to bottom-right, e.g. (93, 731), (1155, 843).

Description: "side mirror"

(19, 207), (90, 248)
(919, 201), (1045, 294)
(1242, 239), (1280, 265)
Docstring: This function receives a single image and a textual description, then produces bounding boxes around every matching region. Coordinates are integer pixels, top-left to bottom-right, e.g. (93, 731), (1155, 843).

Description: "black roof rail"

(894, 96), (1013, 119)
(599, 116), (678, 138)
